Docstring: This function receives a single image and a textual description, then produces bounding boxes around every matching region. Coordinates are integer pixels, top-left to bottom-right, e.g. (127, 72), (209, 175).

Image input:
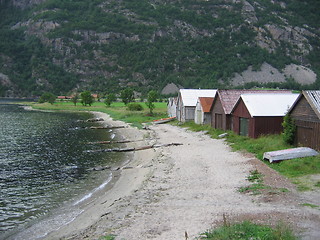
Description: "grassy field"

(24, 100), (168, 128)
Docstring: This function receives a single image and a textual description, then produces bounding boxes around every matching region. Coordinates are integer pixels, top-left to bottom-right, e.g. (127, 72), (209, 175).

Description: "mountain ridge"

(0, 0), (319, 97)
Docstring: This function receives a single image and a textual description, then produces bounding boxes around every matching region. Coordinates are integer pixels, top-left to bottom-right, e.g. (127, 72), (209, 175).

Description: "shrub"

(282, 113), (296, 145)
(127, 103), (143, 111)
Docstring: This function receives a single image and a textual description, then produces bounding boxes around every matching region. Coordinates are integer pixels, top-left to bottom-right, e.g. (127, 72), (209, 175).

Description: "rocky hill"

(0, 0), (319, 97)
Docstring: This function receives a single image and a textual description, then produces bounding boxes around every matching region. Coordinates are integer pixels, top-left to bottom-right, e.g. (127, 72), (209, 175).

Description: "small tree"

(80, 91), (94, 106)
(146, 90), (158, 115)
(104, 93), (116, 107)
(282, 113), (296, 145)
(38, 92), (56, 105)
(71, 93), (79, 106)
(120, 88), (134, 105)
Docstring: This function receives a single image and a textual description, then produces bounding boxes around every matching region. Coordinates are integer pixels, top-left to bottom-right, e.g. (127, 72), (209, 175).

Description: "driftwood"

(89, 126), (126, 130)
(89, 166), (111, 171)
(86, 118), (104, 122)
(87, 139), (158, 145)
(86, 143), (182, 153)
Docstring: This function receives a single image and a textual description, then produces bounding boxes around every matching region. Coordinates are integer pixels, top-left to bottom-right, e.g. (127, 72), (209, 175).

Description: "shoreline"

(41, 111), (158, 239)
(6, 109), (155, 240)
(48, 119), (320, 240)
(9, 108), (320, 239)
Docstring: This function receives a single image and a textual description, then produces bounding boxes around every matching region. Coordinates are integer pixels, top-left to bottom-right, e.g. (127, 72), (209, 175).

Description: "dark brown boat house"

(210, 89), (292, 131)
(231, 93), (299, 138)
(289, 90), (320, 151)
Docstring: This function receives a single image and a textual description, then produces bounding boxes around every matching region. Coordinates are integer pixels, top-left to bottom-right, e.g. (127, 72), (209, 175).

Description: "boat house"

(210, 89), (292, 131)
(231, 93), (299, 138)
(289, 90), (320, 150)
(194, 97), (214, 125)
(177, 89), (217, 122)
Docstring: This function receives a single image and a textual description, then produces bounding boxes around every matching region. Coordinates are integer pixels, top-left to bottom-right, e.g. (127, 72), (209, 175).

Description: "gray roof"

(238, 93), (299, 117)
(179, 89), (217, 107)
(304, 90), (320, 118)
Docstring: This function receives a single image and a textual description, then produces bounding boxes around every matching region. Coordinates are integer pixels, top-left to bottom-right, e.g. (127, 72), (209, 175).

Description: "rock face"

(283, 64), (317, 85)
(231, 63), (317, 86)
(0, 73), (11, 86)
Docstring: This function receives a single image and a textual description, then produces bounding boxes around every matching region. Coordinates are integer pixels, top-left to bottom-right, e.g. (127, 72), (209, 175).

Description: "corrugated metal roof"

(198, 97), (214, 113)
(239, 93), (299, 117)
(217, 89), (292, 114)
(180, 89), (217, 106)
(304, 90), (320, 117)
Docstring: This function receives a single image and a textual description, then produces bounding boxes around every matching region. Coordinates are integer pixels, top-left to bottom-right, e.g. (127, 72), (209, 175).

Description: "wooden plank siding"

(294, 120), (320, 150)
(232, 99), (252, 137)
(290, 97), (320, 123)
(290, 94), (320, 150)
(211, 96), (228, 130)
(185, 106), (196, 121)
(254, 117), (284, 138)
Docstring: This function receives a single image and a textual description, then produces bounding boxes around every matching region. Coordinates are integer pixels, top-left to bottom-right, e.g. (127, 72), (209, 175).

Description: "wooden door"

(239, 117), (249, 136)
(215, 114), (223, 129)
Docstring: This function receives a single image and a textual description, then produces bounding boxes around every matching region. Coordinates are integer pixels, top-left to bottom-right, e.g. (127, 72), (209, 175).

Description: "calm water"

(0, 103), (125, 239)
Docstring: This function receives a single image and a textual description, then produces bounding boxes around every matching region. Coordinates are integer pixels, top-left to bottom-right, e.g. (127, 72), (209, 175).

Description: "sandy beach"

(40, 112), (320, 240)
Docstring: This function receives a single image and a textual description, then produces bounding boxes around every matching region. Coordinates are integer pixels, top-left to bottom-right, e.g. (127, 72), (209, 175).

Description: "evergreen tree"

(282, 113), (296, 145)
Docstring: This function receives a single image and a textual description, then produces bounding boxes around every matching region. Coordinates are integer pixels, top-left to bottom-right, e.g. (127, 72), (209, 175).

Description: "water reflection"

(0, 103), (123, 236)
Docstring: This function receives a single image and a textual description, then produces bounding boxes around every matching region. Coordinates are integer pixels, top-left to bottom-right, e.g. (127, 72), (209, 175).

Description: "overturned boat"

(263, 147), (319, 163)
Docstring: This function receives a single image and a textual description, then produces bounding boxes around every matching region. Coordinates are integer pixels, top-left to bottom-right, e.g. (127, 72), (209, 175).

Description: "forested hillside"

(0, 0), (319, 97)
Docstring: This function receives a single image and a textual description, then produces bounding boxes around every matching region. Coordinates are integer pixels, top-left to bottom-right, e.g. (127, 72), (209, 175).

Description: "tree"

(146, 90), (158, 115)
(120, 88), (134, 105)
(80, 91), (94, 106)
(38, 92), (56, 104)
(282, 113), (296, 145)
(71, 93), (79, 106)
(104, 93), (116, 107)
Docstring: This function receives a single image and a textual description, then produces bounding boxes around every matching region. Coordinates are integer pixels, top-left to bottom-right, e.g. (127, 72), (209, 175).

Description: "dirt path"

(58, 123), (320, 240)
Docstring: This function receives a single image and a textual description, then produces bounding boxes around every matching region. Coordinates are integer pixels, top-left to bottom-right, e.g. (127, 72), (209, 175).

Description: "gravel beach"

(42, 112), (320, 240)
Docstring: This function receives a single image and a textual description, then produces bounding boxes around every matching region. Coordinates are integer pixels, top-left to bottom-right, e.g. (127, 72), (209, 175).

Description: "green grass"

(99, 235), (115, 240)
(23, 100), (168, 128)
(201, 221), (297, 240)
(239, 170), (270, 195)
(301, 203), (319, 209)
(269, 156), (320, 178)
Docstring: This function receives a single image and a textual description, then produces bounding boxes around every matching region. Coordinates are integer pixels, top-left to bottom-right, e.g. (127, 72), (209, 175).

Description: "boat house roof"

(295, 90), (320, 119)
(198, 97), (214, 113)
(237, 93), (299, 117)
(180, 89), (217, 107)
(215, 89), (292, 114)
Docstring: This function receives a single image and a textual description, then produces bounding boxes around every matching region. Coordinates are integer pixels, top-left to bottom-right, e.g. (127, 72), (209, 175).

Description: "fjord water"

(0, 103), (124, 238)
